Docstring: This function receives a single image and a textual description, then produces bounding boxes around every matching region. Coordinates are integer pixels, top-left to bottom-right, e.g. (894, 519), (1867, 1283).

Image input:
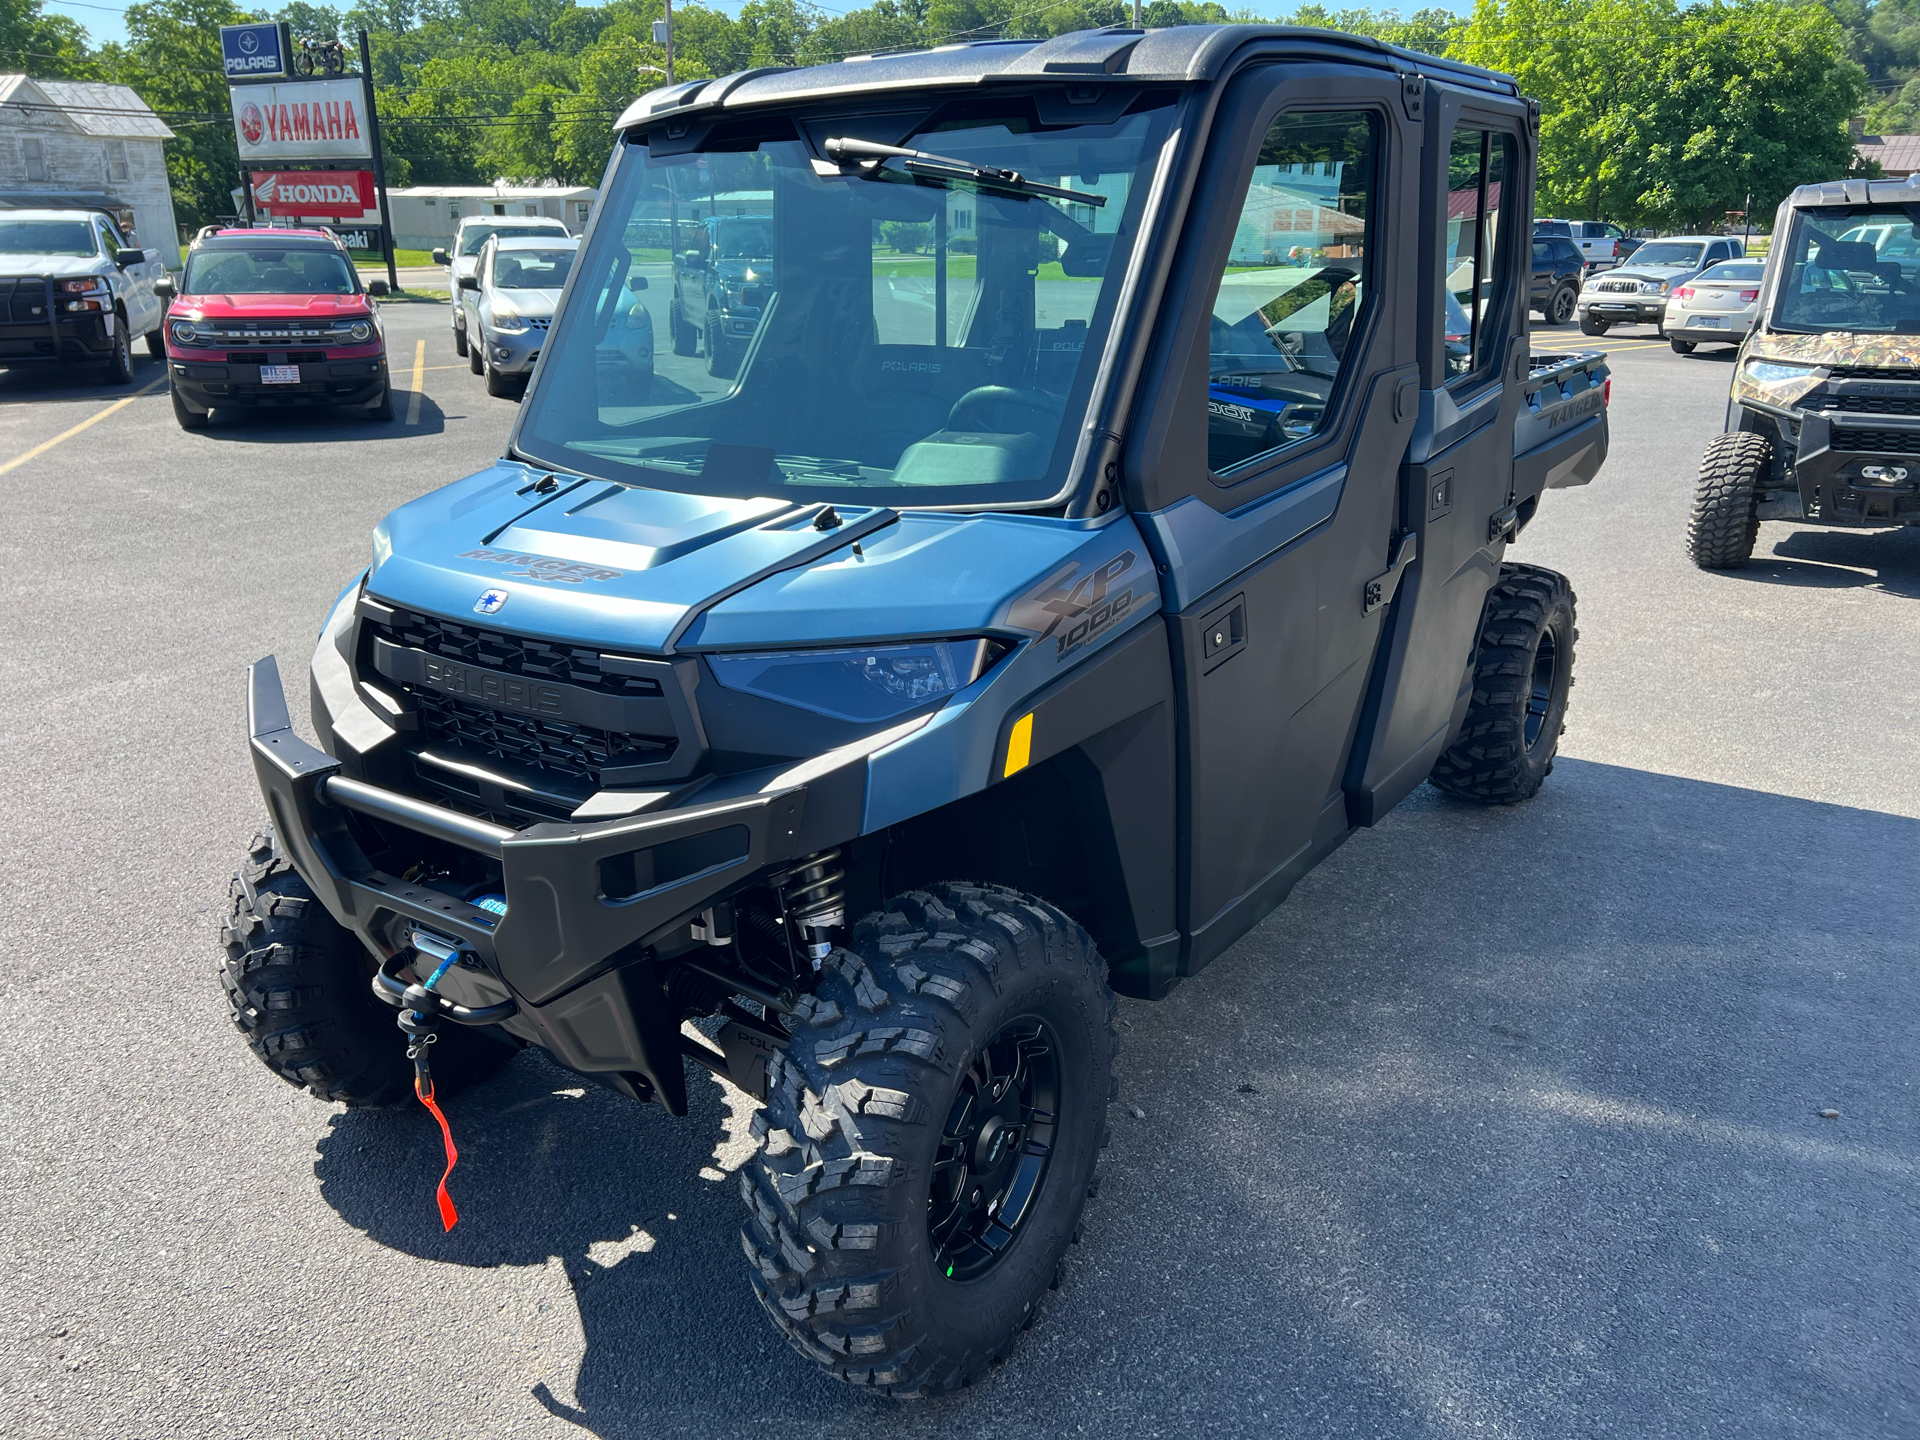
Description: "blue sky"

(41, 0), (1479, 53)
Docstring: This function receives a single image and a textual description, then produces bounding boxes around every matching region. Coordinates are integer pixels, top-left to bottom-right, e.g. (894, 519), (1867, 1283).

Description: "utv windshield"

(1772, 205), (1920, 334)
(515, 95), (1177, 507)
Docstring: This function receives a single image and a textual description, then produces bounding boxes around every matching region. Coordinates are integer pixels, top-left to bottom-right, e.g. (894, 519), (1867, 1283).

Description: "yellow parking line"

(0, 373), (166, 478)
(405, 339), (425, 425)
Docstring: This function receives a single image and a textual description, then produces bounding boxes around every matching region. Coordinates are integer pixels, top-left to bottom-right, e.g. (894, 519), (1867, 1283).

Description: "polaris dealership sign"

(221, 22), (291, 80)
(230, 79), (373, 162)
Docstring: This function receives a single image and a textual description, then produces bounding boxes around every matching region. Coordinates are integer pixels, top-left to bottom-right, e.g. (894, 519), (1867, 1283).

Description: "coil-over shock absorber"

(772, 848), (845, 969)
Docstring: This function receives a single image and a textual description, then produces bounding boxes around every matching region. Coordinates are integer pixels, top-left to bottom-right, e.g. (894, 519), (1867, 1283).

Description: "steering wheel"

(947, 385), (1063, 434)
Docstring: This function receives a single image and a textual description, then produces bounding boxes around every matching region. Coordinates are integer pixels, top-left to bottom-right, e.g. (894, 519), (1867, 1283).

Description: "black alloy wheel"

(1548, 283), (1578, 325)
(1523, 623), (1565, 752)
(929, 1017), (1061, 1283)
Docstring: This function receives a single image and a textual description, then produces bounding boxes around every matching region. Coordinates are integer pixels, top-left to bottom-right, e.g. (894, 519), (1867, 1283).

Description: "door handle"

(1362, 533), (1417, 616)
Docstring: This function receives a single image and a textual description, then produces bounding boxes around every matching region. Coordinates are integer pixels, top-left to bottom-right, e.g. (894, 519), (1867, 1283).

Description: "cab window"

(1202, 109), (1380, 476)
(1442, 126), (1516, 383)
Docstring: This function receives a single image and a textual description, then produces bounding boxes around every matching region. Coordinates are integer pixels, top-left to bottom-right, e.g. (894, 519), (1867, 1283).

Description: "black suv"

(1532, 234), (1584, 325)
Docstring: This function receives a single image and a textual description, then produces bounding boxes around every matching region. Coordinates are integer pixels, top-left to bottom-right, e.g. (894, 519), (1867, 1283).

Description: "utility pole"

(1743, 191), (1752, 249)
(655, 0), (675, 85)
(357, 28), (398, 292)
(1132, 0), (1142, 26)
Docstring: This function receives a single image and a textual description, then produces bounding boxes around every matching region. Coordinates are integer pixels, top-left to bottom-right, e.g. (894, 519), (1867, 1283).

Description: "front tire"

(484, 353), (520, 398)
(171, 384), (208, 430)
(1670, 336), (1696, 354)
(671, 298), (698, 356)
(144, 327), (165, 360)
(1547, 283), (1577, 326)
(1687, 431), (1769, 569)
(220, 830), (514, 1106)
(453, 323), (468, 358)
(1579, 313), (1609, 336)
(100, 316), (133, 385)
(367, 381), (394, 421)
(468, 337), (484, 375)
(741, 882), (1116, 1396)
(705, 316), (738, 378)
(1429, 564), (1577, 806)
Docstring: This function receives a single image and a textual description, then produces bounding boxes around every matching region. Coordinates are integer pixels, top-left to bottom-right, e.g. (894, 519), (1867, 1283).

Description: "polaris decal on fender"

(460, 548), (625, 584)
(1010, 550), (1141, 660)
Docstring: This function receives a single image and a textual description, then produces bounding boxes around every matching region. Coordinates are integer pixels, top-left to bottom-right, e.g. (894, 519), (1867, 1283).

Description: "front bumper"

(482, 324), (543, 375)
(170, 352), (387, 408)
(1579, 294), (1667, 324)
(248, 655), (863, 1110)
(0, 300), (117, 363)
(1784, 410), (1920, 527)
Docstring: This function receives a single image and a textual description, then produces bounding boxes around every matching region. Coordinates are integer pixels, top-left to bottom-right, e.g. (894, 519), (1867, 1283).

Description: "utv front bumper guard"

(1790, 413), (1920, 526)
(247, 655), (864, 1109)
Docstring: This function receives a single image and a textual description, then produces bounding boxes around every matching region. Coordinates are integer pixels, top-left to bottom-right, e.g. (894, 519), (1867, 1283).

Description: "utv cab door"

(1127, 61), (1422, 993)
(1345, 90), (1532, 822)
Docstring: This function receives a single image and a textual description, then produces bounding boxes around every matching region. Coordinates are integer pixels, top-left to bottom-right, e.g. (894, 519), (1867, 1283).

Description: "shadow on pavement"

(313, 758), (1920, 1440)
(0, 351), (167, 403)
(194, 392), (450, 441)
(1733, 526), (1920, 597)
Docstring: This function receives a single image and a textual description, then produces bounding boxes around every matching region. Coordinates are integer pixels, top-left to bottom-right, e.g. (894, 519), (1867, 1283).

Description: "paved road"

(1, 311), (1914, 1439)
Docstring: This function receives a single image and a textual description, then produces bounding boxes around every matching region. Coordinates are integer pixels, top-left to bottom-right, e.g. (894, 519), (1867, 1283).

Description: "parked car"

(1535, 217), (1637, 272)
(221, 26), (1612, 1397)
(1531, 234), (1585, 324)
(1836, 218), (1920, 280)
(0, 206), (168, 382)
(1689, 190), (1920, 567)
(1663, 258), (1765, 353)
(1577, 235), (1745, 334)
(669, 213), (774, 377)
(459, 234), (574, 399)
(432, 215), (571, 358)
(157, 226), (391, 429)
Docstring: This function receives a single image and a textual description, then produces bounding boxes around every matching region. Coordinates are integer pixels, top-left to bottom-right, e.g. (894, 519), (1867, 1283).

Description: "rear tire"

(1670, 336), (1696, 354)
(740, 882), (1116, 1397)
(1429, 564), (1577, 806)
(1547, 283), (1577, 325)
(1579, 313), (1609, 336)
(220, 830), (514, 1106)
(1687, 431), (1769, 569)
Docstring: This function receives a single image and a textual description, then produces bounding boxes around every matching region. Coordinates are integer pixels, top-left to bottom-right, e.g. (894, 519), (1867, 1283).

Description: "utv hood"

(366, 462), (1154, 656)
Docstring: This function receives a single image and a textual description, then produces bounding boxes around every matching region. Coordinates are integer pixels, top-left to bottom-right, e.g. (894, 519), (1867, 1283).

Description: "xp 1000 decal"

(1008, 547), (1150, 660)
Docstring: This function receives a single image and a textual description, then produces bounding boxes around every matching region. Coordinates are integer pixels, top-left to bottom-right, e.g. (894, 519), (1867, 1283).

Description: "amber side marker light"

(1004, 713), (1033, 778)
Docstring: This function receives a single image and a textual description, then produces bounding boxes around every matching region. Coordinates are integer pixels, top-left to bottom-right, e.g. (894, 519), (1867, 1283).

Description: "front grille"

(525, 317), (551, 331)
(370, 607), (662, 697)
(0, 276), (51, 324)
(412, 690), (669, 785)
(1596, 280), (1641, 293)
(1824, 366), (1920, 382)
(1808, 392), (1920, 416)
(1831, 426), (1920, 454)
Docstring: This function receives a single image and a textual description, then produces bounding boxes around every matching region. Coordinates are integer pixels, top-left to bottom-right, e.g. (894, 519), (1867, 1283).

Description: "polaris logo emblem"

(474, 588), (508, 614)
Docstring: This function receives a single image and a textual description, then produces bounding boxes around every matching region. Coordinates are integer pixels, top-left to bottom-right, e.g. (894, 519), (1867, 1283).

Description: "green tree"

(0, 0), (95, 76)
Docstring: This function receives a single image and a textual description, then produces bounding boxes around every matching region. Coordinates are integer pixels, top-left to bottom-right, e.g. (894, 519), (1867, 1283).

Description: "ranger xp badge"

(474, 588), (508, 615)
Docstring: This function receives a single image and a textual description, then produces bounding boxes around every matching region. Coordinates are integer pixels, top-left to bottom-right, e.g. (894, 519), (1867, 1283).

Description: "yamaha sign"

(221, 22), (292, 80)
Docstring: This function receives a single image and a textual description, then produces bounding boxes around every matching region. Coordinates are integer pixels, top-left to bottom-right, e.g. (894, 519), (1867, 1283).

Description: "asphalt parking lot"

(1, 306), (1914, 1440)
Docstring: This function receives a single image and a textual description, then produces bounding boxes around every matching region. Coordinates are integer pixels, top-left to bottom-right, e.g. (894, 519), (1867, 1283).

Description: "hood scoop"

(493, 485), (796, 572)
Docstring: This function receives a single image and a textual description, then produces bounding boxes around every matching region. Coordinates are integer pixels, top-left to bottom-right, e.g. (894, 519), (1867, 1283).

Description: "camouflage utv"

(1691, 181), (1920, 568)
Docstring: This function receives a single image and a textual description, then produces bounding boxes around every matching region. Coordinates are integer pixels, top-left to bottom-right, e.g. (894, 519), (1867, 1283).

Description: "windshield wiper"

(823, 136), (1107, 209)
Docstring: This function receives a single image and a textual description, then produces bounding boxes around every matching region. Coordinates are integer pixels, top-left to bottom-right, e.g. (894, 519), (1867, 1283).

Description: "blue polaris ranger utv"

(224, 25), (1610, 1394)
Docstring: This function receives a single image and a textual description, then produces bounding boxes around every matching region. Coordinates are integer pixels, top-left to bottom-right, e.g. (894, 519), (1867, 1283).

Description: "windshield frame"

(508, 93), (1189, 514)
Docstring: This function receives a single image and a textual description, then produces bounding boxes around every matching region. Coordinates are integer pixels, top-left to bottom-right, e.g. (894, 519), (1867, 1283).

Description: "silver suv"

(0, 207), (169, 382)
(1577, 235), (1745, 335)
(431, 214), (571, 358)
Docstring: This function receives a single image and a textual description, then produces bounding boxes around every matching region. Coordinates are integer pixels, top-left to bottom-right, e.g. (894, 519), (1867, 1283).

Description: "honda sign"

(250, 170), (375, 217)
(230, 79), (373, 161)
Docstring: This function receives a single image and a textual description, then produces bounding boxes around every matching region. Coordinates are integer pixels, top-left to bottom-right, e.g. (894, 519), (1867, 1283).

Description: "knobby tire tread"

(1687, 431), (1768, 569)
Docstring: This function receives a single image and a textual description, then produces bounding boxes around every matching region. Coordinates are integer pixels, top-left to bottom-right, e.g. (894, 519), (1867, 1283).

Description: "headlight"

(1639, 280), (1664, 294)
(490, 307), (527, 333)
(708, 639), (995, 722)
(59, 277), (108, 295)
(344, 319), (373, 343)
(168, 319), (202, 346)
(1745, 359), (1817, 384)
(626, 304), (651, 332)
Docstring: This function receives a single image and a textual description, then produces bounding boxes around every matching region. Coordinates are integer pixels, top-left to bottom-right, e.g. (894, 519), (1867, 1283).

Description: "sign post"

(356, 28), (398, 292)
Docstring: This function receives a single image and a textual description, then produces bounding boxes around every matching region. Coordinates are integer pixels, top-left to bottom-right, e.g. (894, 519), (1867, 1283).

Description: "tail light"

(1673, 286), (1695, 300)
(1603, 379), (1611, 407)
(1739, 289), (1760, 301)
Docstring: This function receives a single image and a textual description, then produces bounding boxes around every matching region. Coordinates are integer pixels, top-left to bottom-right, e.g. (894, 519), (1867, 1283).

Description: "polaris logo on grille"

(421, 657), (564, 717)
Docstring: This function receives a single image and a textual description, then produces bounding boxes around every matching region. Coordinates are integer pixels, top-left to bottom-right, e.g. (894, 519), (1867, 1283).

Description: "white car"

(461, 235), (579, 399)
(431, 214), (570, 358)
(1663, 258), (1765, 353)
(1577, 235), (1746, 334)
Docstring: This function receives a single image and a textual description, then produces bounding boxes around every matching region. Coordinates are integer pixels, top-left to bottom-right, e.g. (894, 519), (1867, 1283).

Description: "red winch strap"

(415, 1077), (460, 1231)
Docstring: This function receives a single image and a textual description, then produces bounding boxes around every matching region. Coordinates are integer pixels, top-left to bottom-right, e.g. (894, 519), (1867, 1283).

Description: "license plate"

(260, 364), (300, 384)
(1692, 316), (1729, 328)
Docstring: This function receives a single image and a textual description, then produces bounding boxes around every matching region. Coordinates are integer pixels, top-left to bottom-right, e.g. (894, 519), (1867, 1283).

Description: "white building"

(383, 184), (598, 251)
(0, 75), (182, 265)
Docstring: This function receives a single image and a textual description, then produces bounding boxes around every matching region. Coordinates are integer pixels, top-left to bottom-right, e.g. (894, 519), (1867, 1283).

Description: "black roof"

(615, 24), (1517, 134)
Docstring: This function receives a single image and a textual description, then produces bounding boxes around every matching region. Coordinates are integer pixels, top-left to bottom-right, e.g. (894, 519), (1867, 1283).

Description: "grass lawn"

(352, 247), (435, 267)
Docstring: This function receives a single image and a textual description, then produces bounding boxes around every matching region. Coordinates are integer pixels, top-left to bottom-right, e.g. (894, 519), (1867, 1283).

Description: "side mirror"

(457, 274), (480, 291)
(431, 248), (450, 266)
(1059, 234), (1114, 278)
(113, 248), (143, 270)
(152, 275), (175, 300)
(681, 250), (704, 270)
(626, 274), (648, 292)
(366, 279), (390, 297)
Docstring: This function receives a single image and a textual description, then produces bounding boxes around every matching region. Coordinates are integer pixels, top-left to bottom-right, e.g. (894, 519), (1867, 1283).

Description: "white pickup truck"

(0, 206), (168, 382)
(1535, 218), (1638, 274)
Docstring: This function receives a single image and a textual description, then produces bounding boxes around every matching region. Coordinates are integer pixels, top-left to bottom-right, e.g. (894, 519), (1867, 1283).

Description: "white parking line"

(0, 374), (166, 478)
(405, 340), (425, 425)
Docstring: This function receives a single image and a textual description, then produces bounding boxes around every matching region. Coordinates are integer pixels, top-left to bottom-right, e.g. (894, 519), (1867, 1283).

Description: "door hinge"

(1488, 504), (1519, 544)
(1363, 533), (1417, 616)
